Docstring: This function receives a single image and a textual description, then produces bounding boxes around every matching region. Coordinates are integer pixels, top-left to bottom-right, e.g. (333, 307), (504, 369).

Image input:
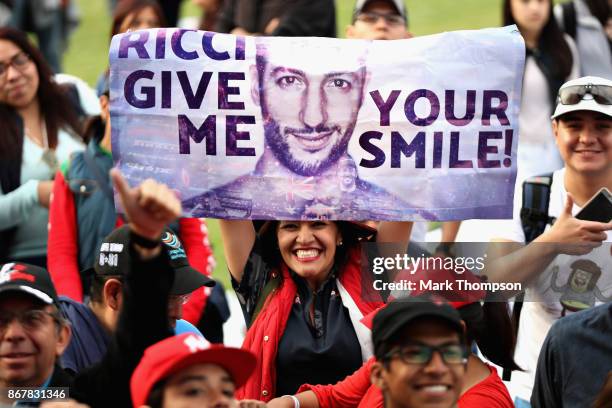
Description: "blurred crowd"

(0, 0), (611, 407)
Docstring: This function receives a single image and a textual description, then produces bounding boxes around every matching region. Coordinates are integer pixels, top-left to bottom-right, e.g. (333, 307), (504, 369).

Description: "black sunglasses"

(385, 342), (468, 366)
(558, 84), (612, 106)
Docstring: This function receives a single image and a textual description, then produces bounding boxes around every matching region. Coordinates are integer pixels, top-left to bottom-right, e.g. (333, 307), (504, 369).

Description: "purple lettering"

(155, 29), (166, 59)
(203, 32), (230, 61)
(445, 90), (476, 126)
(161, 71), (171, 108)
(178, 115), (216, 155)
(391, 131), (425, 168)
(124, 70), (155, 109)
(433, 131), (443, 168)
(503, 129), (513, 167)
(482, 90), (510, 126)
(118, 31), (150, 59)
(171, 30), (198, 60)
(226, 116), (256, 156)
(477, 131), (502, 168)
(235, 36), (246, 60)
(404, 89), (440, 126)
(359, 131), (385, 168)
(218, 72), (245, 110)
(177, 71), (212, 109)
(370, 90), (400, 126)
(449, 131), (473, 168)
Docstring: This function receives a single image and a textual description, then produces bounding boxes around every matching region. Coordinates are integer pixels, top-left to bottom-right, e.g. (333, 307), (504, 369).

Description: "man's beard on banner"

(262, 116), (355, 177)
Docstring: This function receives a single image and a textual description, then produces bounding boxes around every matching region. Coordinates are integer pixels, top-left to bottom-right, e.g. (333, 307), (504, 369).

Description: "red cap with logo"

(131, 333), (257, 407)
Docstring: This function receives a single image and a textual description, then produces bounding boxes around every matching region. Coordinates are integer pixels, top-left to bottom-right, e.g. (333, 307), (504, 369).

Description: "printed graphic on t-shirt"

(535, 248), (612, 318)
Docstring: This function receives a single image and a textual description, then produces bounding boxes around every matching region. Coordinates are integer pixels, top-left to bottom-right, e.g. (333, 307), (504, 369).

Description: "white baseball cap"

(551, 76), (612, 120)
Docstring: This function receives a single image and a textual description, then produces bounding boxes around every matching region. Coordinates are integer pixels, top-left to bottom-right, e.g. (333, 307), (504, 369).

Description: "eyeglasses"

(0, 52), (32, 78)
(0, 309), (59, 335)
(558, 84), (612, 106)
(386, 342), (468, 365)
(356, 11), (405, 27)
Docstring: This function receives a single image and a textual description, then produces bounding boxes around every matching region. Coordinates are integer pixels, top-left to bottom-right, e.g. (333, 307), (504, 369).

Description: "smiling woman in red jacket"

(220, 219), (412, 401)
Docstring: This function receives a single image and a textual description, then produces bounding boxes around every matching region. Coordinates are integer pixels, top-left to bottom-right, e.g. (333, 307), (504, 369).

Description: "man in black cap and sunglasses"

(369, 296), (467, 408)
(488, 75), (612, 403)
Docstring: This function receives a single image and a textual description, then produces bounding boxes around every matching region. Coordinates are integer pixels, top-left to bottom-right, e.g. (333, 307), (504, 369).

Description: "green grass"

(62, 0), (513, 287)
(64, 0), (509, 86)
(204, 219), (231, 288)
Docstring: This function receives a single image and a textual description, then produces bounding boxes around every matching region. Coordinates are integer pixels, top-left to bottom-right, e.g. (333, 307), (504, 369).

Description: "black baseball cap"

(372, 295), (463, 353)
(0, 263), (59, 305)
(87, 226), (215, 295)
(353, 0), (408, 23)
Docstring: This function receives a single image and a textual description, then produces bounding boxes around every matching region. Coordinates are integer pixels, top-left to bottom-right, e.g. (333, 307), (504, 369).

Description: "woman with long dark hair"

(0, 27), (84, 267)
(220, 219), (412, 401)
(503, 0), (579, 182)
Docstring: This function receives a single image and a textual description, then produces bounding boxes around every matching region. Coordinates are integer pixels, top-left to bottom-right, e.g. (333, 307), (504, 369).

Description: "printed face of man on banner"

(182, 37), (426, 220)
(252, 39), (368, 176)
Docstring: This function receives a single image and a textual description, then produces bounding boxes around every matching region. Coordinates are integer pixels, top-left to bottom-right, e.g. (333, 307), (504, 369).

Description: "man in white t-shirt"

(487, 76), (612, 405)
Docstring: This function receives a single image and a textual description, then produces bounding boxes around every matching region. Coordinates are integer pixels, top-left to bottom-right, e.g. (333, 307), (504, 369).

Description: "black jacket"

(69, 242), (174, 407)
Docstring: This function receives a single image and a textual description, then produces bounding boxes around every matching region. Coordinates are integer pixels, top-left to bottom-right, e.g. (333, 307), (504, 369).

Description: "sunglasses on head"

(558, 84), (612, 106)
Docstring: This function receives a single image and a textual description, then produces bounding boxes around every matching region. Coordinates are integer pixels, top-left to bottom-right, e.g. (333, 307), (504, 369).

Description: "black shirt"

(232, 237), (363, 395)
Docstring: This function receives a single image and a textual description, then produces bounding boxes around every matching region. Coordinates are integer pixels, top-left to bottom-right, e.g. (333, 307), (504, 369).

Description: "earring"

(338, 240), (343, 246)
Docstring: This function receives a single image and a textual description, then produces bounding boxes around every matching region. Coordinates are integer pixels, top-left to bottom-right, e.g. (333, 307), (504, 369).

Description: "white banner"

(110, 26), (525, 220)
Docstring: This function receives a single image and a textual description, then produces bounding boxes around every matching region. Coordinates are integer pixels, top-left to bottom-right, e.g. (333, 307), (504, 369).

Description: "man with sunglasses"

(58, 225), (215, 375)
(346, 0), (411, 40)
(268, 296), (467, 408)
(488, 75), (612, 404)
(369, 296), (467, 408)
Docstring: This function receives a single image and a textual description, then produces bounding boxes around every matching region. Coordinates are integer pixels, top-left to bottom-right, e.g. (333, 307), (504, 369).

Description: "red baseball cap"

(131, 333), (257, 407)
